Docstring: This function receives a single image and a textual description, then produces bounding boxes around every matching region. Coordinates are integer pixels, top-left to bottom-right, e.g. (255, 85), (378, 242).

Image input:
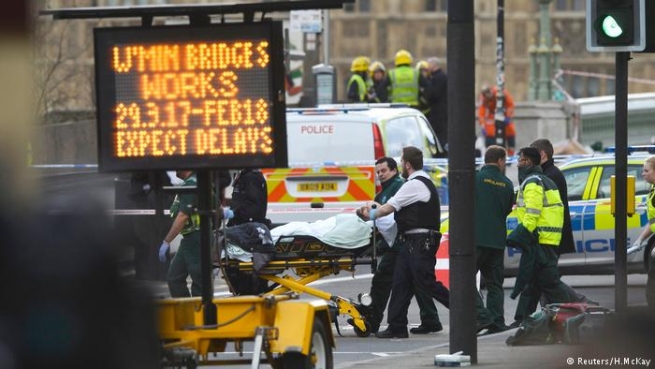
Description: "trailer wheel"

(282, 320), (333, 369)
(353, 320), (372, 338)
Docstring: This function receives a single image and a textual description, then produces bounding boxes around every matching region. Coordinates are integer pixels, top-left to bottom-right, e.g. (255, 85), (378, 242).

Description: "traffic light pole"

(448, 0), (477, 363)
(494, 0), (506, 149)
(614, 52), (629, 314)
(198, 170), (218, 325)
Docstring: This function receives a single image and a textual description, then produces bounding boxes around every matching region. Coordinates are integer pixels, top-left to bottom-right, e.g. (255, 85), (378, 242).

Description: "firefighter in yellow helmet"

(384, 49), (428, 108)
(347, 56), (371, 102)
(367, 60), (389, 103)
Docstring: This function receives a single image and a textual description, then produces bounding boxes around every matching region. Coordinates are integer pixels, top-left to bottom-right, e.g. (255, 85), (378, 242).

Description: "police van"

(263, 104), (446, 224)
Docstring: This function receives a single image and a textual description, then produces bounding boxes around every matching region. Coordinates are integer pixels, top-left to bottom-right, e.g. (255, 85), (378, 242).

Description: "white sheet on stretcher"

(270, 213), (397, 248)
(271, 213), (372, 248)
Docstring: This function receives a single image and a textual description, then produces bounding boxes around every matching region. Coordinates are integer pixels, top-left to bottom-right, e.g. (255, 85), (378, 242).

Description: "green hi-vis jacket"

(516, 166), (564, 247)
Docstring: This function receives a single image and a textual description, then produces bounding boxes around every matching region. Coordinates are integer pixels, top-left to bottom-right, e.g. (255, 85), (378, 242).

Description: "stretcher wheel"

(184, 357), (198, 369)
(353, 321), (373, 338)
(281, 320), (333, 369)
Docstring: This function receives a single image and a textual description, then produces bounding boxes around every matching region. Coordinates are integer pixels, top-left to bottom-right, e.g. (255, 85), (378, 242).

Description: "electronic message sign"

(94, 22), (287, 172)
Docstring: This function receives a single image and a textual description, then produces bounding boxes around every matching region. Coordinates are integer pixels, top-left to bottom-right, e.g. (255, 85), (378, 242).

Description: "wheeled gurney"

(219, 214), (382, 337)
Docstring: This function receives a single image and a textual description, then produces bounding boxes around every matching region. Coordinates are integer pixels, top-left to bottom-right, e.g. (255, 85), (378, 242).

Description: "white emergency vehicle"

(264, 104), (447, 224)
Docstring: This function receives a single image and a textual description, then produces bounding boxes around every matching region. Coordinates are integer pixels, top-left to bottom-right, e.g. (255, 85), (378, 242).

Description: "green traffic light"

(601, 15), (624, 38)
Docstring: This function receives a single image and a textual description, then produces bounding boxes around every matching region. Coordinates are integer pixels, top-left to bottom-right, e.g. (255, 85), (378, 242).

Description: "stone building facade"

(40, 0), (655, 111)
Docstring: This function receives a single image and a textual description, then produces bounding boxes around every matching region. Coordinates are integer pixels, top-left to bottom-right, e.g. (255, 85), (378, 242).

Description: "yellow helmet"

(415, 60), (429, 71)
(350, 56), (371, 72)
(394, 49), (413, 66)
(369, 60), (386, 74)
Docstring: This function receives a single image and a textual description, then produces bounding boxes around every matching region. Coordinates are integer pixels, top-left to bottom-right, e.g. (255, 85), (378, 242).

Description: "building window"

(344, 22), (369, 38)
(555, 0), (585, 11)
(377, 22), (387, 57)
(344, 0), (370, 13)
(570, 74), (584, 98)
(587, 74), (600, 96)
(605, 78), (615, 95)
(425, 0), (447, 12)
(359, 0), (370, 12)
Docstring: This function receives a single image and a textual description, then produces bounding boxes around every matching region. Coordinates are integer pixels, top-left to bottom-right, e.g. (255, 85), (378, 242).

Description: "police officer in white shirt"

(360, 146), (450, 338)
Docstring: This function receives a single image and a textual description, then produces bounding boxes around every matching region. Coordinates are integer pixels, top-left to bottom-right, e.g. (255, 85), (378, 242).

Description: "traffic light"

(586, 0), (653, 52)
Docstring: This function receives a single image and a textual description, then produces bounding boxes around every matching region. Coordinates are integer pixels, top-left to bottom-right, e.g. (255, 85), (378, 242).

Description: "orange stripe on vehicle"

(347, 179), (372, 201)
(268, 181), (288, 202)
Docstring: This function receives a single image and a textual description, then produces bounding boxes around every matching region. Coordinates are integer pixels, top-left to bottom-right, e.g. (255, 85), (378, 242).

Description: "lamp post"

(537, 0), (553, 101)
(528, 37), (538, 100)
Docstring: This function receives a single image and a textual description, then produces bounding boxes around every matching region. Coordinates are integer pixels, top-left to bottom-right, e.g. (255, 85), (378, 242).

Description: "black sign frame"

(94, 21), (287, 172)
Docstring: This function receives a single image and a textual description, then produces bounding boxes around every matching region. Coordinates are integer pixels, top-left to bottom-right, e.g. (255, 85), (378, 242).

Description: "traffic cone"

(435, 232), (450, 289)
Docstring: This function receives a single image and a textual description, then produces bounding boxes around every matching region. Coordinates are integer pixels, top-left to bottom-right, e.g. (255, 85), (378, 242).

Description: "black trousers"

(369, 249), (440, 330)
(387, 234), (450, 330)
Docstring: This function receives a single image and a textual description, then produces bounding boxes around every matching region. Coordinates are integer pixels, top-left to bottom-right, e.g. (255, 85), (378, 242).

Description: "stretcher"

(219, 217), (380, 337)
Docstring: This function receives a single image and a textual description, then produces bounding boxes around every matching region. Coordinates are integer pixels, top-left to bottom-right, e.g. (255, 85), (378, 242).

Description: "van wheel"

(282, 320), (333, 369)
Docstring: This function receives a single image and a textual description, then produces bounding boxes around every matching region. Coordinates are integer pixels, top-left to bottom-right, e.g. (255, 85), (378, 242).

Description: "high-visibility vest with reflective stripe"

(347, 74), (367, 102)
(389, 66), (419, 106)
(516, 174), (564, 246)
(648, 185), (655, 233)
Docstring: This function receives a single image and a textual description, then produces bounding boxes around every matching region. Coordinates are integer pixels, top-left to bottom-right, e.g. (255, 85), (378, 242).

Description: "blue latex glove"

(504, 117), (511, 126)
(369, 208), (376, 220)
(223, 208), (234, 220)
(480, 127), (486, 137)
(159, 241), (170, 263)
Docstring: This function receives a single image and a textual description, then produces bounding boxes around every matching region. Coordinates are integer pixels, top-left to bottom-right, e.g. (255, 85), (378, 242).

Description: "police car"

(263, 104), (447, 224)
(442, 147), (655, 275)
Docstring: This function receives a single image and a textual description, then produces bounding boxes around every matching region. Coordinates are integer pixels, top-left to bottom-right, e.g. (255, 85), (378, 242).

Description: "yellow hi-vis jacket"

(516, 171), (564, 247)
(347, 74), (367, 102)
(388, 65), (419, 106)
(648, 185), (655, 233)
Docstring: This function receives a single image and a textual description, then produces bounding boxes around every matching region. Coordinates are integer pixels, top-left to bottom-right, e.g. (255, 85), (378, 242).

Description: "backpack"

(545, 303), (613, 344)
(506, 303), (613, 346)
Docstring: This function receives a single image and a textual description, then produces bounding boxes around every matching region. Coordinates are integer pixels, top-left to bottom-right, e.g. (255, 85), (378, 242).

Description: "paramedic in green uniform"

(158, 170), (201, 297)
(475, 146), (515, 333)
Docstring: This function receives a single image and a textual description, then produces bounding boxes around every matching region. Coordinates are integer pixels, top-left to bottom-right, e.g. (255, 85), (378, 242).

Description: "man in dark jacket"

(424, 57), (448, 154)
(228, 169), (270, 228)
(509, 148), (575, 323)
(226, 168), (271, 295)
(530, 139), (574, 255)
(526, 139), (596, 310)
